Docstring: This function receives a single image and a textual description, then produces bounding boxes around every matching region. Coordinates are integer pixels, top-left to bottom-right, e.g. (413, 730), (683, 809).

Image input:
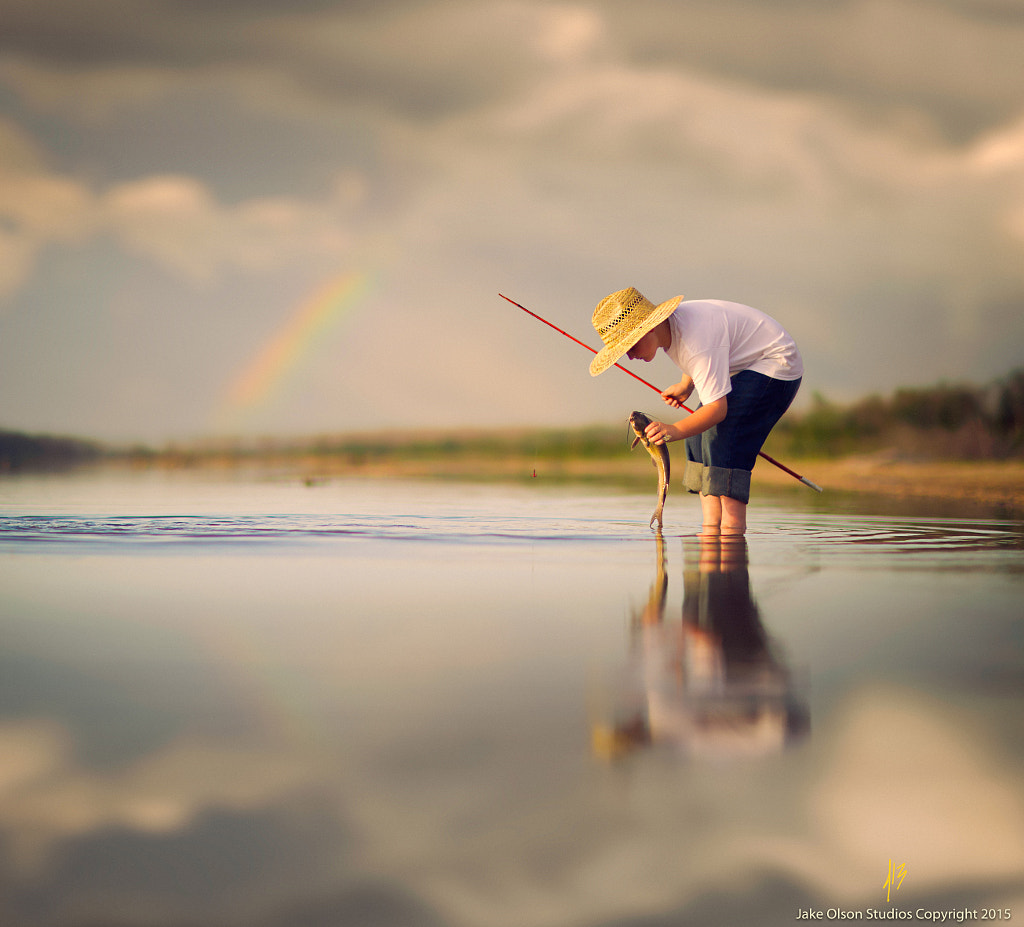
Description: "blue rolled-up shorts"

(683, 370), (801, 505)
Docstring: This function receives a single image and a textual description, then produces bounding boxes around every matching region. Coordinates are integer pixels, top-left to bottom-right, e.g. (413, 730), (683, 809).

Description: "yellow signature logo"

(884, 859), (907, 903)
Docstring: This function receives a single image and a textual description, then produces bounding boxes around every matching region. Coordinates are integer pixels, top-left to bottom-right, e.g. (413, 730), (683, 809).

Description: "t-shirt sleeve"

(688, 346), (732, 404)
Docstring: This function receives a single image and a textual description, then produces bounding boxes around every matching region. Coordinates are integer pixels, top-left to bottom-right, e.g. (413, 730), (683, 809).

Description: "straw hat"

(589, 287), (683, 376)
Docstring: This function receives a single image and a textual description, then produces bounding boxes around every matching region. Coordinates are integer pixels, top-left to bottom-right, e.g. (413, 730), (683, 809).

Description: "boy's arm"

(645, 397), (727, 445)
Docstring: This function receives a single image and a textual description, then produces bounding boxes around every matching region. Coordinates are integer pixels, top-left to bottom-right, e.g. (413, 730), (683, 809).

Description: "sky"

(1, 0), (1023, 442)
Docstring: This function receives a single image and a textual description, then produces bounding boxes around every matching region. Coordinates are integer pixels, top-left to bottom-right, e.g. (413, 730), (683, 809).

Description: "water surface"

(1, 472), (1022, 927)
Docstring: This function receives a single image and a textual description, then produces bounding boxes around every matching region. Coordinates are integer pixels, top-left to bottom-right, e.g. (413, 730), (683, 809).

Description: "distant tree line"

(0, 430), (104, 472)
(770, 367), (1024, 459)
(3, 368), (1023, 471)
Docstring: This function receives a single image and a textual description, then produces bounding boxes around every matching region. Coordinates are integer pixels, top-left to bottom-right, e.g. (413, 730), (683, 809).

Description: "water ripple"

(1, 511), (1022, 571)
(0, 512), (638, 550)
(760, 513), (1024, 571)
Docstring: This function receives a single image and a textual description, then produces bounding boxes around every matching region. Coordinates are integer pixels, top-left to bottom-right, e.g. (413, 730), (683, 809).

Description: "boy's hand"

(644, 421), (683, 445)
(660, 378), (694, 409)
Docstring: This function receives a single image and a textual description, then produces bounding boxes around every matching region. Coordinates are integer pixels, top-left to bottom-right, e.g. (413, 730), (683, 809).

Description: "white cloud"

(968, 115), (1024, 246)
(0, 119), (95, 298)
(0, 130), (357, 296)
(103, 175), (353, 282)
(971, 115), (1024, 175)
(530, 4), (605, 63)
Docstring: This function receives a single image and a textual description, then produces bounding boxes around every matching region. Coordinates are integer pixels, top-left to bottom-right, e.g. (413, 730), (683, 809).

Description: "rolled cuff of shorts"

(683, 459), (704, 495)
(704, 466), (751, 504)
(683, 461), (751, 504)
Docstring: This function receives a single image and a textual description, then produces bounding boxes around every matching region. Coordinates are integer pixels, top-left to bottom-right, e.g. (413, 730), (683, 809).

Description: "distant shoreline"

(22, 448), (1017, 516)
(4, 426), (1023, 516)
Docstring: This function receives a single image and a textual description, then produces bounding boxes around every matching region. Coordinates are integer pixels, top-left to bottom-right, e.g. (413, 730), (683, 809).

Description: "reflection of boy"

(590, 287), (803, 534)
(592, 535), (808, 761)
(662, 536), (795, 757)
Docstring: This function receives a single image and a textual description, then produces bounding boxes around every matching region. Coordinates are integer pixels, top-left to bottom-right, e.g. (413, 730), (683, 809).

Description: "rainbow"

(217, 270), (372, 425)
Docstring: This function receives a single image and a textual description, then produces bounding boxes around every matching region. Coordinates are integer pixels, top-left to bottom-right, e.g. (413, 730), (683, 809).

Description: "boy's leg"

(688, 422), (746, 531)
(699, 492), (722, 529)
(720, 496), (747, 534)
(699, 486), (746, 533)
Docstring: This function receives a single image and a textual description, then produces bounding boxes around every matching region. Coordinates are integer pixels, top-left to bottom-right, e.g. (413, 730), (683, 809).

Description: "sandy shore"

(750, 454), (1024, 512)
(350, 453), (1024, 513)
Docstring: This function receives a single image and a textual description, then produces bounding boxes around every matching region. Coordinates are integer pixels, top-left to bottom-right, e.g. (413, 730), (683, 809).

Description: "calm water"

(1, 471), (1023, 927)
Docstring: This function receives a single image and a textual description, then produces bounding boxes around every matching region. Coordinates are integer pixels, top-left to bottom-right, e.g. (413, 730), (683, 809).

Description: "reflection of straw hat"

(589, 287), (683, 376)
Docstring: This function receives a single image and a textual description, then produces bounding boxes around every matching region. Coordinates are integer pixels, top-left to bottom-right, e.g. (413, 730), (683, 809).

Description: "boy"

(590, 287), (803, 534)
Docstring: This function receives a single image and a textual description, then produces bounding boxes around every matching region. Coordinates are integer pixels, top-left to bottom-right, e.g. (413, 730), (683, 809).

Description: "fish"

(628, 410), (670, 529)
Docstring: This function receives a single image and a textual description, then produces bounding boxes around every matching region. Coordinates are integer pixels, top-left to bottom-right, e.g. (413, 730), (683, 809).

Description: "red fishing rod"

(500, 293), (822, 492)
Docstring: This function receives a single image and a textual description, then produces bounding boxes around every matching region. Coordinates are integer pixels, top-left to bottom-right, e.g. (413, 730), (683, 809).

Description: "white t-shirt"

(665, 300), (803, 405)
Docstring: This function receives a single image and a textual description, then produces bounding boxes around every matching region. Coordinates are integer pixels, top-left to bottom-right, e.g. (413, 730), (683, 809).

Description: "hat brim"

(589, 295), (683, 376)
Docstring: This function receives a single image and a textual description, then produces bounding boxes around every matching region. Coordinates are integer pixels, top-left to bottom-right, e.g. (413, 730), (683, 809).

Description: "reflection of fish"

(633, 528), (667, 628)
(629, 411), (670, 529)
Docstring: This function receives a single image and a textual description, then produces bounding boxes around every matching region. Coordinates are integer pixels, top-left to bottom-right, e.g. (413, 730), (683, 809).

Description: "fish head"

(628, 411), (651, 433)
(628, 410), (651, 448)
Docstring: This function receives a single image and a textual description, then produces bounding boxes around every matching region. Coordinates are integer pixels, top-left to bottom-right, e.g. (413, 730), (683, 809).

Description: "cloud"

(2, 0), (1024, 437)
(0, 123), (358, 296)
(103, 175), (353, 282)
(0, 0), (264, 68)
(594, 0), (1024, 144)
(0, 1), (571, 124)
(3, 0), (1022, 149)
(0, 119), (95, 297)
